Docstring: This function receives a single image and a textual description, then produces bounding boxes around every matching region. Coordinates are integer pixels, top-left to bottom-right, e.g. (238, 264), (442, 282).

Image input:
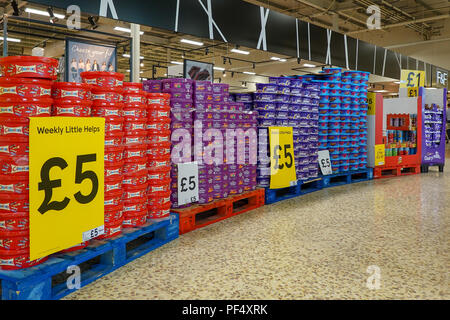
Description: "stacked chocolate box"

(0, 56), (57, 270)
(82, 71), (125, 240)
(146, 92), (172, 219)
(161, 79), (194, 209)
(120, 82), (150, 227)
(253, 77), (319, 188)
(143, 79), (162, 93)
(51, 81), (94, 252)
(233, 93), (253, 111)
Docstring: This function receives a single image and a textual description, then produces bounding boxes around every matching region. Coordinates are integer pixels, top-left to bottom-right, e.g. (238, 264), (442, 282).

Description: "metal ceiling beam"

(347, 14), (450, 35)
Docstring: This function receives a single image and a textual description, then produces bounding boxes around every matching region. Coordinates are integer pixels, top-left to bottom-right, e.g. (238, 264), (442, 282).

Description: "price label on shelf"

(29, 117), (105, 260)
(269, 127), (297, 189)
(400, 70), (425, 88)
(407, 87), (419, 97)
(177, 162), (199, 206)
(367, 92), (376, 116)
(318, 150), (332, 175)
(374, 145), (385, 166)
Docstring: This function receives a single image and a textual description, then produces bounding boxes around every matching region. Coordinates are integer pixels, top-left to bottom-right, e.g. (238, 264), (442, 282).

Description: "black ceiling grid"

(27, 0), (448, 79)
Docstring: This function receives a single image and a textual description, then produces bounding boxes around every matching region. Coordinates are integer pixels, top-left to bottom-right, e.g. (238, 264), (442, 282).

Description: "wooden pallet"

(374, 165), (420, 179)
(0, 215), (179, 300)
(321, 168), (374, 188)
(173, 189), (265, 235)
(265, 178), (323, 205)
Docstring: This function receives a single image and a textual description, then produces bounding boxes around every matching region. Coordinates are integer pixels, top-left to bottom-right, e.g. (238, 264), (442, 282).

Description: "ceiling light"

(243, 71), (255, 75)
(214, 67), (225, 71)
(271, 57), (281, 61)
(180, 39), (203, 46)
(171, 61), (183, 65)
(223, 72), (226, 77)
(231, 48), (250, 55)
(394, 81), (401, 84)
(303, 63), (316, 68)
(6, 37), (21, 43)
(280, 59), (287, 62)
(25, 7), (65, 19)
(122, 54), (144, 59)
(114, 26), (144, 35)
(140, 63), (144, 67)
(126, 70), (130, 73)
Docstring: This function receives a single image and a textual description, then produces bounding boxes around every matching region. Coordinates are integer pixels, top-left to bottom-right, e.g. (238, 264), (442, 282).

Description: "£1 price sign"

(177, 162), (199, 206)
(29, 117), (105, 260)
(400, 70), (425, 88)
(269, 127), (297, 189)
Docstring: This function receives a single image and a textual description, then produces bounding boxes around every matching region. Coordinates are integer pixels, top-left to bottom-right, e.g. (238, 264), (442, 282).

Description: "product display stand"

(420, 87), (447, 172)
(370, 93), (423, 179)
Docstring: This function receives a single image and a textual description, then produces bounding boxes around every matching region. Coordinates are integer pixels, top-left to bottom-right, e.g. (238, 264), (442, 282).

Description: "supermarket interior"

(0, 0), (448, 302)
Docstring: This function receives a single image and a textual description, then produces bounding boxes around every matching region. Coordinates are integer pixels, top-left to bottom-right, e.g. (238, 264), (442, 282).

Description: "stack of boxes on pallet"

(314, 68), (369, 174)
(81, 71), (126, 240)
(0, 56), (57, 270)
(146, 93), (172, 219)
(253, 77), (320, 188)
(121, 83), (149, 227)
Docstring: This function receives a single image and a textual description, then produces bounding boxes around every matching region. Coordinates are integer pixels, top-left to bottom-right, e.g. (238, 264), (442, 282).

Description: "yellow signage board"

(29, 117), (105, 260)
(375, 144), (385, 167)
(400, 70), (425, 88)
(407, 87), (419, 97)
(269, 127), (297, 189)
(367, 92), (376, 116)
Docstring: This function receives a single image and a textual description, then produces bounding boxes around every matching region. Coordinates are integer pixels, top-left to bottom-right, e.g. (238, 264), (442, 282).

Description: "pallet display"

(265, 178), (323, 205)
(173, 189), (264, 235)
(0, 214), (178, 300)
(368, 92), (423, 179)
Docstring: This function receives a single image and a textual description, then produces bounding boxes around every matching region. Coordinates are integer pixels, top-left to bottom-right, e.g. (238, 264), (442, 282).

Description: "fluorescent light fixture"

(280, 59), (287, 62)
(25, 7), (65, 19)
(214, 67), (225, 71)
(303, 63), (316, 68)
(243, 71), (256, 75)
(180, 39), (203, 46)
(126, 70), (130, 73)
(394, 81), (401, 84)
(6, 37), (21, 43)
(373, 90), (388, 93)
(114, 26), (144, 35)
(122, 54), (144, 59)
(231, 48), (250, 55)
(171, 61), (183, 65)
(427, 87), (437, 90)
(271, 57), (281, 61)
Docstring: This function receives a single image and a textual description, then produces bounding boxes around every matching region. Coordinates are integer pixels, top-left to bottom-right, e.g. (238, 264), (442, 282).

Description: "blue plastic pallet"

(0, 214), (179, 300)
(321, 168), (373, 189)
(265, 177), (323, 205)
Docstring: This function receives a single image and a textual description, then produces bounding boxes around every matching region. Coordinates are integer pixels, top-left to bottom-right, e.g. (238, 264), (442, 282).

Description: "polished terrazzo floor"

(64, 147), (450, 300)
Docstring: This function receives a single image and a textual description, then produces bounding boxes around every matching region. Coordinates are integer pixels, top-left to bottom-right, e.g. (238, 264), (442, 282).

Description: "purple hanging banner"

(421, 87), (447, 167)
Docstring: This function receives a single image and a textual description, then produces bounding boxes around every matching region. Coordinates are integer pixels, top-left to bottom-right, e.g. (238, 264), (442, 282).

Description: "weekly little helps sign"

(29, 117), (105, 260)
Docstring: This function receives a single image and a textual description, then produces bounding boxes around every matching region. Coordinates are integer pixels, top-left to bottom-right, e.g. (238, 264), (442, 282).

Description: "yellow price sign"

(367, 92), (376, 116)
(400, 70), (425, 88)
(407, 87), (419, 97)
(269, 127), (297, 189)
(30, 117), (105, 260)
(375, 145), (385, 166)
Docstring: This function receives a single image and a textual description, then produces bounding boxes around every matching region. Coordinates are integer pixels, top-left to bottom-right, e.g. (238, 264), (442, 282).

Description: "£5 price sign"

(177, 162), (199, 206)
(269, 127), (297, 189)
(29, 117), (105, 260)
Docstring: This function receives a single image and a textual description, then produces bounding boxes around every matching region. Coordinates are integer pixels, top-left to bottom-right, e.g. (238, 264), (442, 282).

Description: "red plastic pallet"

(374, 165), (420, 179)
(173, 189), (265, 235)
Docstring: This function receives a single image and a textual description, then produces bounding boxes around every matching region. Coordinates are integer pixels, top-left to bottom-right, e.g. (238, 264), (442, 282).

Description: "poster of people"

(65, 38), (117, 82)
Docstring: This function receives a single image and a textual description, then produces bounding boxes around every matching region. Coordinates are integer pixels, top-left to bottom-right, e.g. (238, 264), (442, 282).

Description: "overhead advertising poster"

(65, 38), (117, 82)
(183, 59), (214, 81)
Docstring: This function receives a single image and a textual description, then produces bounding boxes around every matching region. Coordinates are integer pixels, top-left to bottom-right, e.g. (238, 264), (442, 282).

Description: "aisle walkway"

(65, 148), (450, 300)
